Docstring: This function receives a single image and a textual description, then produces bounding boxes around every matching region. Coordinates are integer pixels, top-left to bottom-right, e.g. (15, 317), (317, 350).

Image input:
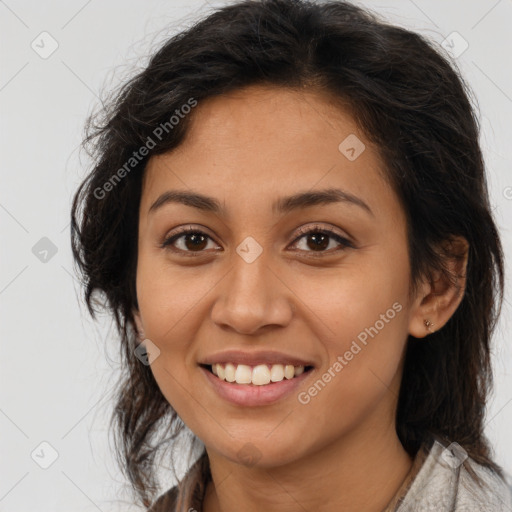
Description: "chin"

(210, 434), (304, 469)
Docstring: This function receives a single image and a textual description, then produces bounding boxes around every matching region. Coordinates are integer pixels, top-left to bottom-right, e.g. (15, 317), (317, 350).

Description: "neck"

(202, 423), (413, 512)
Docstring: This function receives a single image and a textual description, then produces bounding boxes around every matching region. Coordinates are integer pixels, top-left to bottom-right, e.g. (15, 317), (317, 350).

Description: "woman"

(71, 0), (512, 510)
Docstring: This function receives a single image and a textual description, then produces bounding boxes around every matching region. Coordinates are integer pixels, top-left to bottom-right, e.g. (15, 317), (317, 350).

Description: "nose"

(210, 253), (295, 336)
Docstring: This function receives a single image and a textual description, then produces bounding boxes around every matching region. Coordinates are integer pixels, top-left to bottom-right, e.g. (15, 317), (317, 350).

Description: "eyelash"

(160, 224), (354, 257)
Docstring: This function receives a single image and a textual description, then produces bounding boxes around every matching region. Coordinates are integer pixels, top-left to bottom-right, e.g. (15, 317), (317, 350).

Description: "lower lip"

(200, 365), (313, 407)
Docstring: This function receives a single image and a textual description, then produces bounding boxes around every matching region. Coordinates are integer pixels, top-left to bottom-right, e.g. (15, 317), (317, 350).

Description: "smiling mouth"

(200, 363), (315, 386)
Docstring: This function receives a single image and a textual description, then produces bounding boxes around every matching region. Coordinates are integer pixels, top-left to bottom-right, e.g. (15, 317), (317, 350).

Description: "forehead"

(140, 85), (398, 222)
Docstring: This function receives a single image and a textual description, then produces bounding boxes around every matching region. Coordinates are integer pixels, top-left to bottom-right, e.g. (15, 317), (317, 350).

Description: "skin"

(133, 84), (468, 512)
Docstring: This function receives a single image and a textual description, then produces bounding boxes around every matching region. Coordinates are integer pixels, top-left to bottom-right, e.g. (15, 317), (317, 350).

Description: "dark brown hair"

(70, 0), (506, 509)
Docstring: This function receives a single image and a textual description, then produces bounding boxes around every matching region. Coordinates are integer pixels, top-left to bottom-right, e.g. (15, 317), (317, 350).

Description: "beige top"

(149, 438), (512, 511)
(383, 438), (512, 511)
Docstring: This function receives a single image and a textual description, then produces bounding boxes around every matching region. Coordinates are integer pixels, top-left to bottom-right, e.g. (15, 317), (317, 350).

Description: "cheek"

(291, 295), (408, 448)
(135, 257), (207, 405)
(288, 249), (410, 413)
(135, 259), (204, 418)
(136, 253), (214, 344)
(288, 246), (410, 345)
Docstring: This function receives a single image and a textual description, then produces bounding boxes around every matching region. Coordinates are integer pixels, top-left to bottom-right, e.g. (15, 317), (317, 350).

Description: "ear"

(408, 236), (469, 338)
(132, 309), (145, 341)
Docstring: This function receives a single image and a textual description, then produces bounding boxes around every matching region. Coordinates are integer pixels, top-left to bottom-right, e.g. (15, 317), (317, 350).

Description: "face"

(134, 84), (418, 468)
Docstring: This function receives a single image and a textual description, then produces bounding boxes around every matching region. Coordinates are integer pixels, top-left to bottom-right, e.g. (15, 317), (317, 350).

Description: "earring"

(424, 319), (435, 333)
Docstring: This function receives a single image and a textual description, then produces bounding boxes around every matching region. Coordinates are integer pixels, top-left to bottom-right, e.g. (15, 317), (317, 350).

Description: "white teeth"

(294, 365), (305, 376)
(234, 364), (252, 384)
(252, 364), (271, 385)
(224, 363), (236, 382)
(210, 363), (309, 385)
(270, 364), (284, 382)
(284, 365), (295, 379)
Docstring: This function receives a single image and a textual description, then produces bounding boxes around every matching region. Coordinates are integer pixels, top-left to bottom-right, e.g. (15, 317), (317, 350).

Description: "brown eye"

(161, 224), (353, 256)
(290, 225), (353, 254)
(161, 227), (218, 254)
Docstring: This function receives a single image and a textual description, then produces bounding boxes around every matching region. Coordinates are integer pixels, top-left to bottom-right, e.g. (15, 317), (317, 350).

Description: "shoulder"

(459, 456), (512, 511)
(147, 485), (178, 512)
(396, 439), (512, 511)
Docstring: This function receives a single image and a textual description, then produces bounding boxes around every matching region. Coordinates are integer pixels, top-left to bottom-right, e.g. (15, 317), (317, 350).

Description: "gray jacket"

(387, 438), (512, 511)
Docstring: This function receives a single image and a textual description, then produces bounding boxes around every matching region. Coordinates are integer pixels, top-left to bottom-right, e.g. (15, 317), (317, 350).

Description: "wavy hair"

(70, 0), (505, 509)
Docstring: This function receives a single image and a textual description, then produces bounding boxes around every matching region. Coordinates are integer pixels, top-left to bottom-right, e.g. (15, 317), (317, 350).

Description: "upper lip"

(199, 350), (315, 367)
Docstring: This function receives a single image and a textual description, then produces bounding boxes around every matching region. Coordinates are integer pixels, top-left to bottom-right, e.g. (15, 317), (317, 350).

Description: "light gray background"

(1, 1), (511, 510)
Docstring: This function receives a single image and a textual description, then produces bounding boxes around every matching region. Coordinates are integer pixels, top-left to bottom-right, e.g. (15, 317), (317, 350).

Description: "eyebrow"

(148, 187), (374, 217)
